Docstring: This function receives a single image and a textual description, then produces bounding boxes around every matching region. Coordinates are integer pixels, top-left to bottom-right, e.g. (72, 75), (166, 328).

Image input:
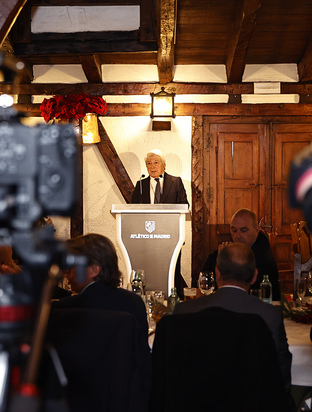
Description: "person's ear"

(215, 267), (221, 283)
(87, 264), (101, 280)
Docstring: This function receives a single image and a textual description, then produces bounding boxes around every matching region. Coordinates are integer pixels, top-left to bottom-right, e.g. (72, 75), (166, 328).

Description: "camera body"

(0, 108), (80, 232)
(289, 145), (312, 231)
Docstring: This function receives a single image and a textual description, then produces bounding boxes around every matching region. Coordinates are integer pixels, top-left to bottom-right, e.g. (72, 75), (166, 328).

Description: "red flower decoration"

(40, 94), (107, 122)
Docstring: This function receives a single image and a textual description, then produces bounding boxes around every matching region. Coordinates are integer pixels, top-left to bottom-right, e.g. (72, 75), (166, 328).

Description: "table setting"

(279, 277), (312, 389)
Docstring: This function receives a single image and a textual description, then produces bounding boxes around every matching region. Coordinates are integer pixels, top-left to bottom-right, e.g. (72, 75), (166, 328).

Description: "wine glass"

(296, 276), (307, 310)
(307, 271), (312, 294)
(198, 271), (216, 295)
(145, 291), (156, 334)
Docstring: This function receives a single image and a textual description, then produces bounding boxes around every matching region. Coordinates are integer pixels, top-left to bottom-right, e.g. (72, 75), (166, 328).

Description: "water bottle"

(167, 287), (180, 315)
(260, 275), (272, 304)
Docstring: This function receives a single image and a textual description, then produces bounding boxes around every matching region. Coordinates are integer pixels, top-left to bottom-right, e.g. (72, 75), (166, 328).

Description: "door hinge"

(206, 186), (214, 203)
(205, 133), (213, 149)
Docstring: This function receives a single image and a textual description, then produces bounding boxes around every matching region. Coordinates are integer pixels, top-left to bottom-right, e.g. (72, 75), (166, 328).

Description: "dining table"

(284, 318), (312, 387)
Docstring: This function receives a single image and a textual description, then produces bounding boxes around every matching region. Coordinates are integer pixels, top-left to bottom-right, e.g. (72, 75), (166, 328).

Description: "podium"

(111, 204), (190, 297)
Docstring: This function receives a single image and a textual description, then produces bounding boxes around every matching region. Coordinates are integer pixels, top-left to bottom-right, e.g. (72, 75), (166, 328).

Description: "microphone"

(139, 174), (145, 203)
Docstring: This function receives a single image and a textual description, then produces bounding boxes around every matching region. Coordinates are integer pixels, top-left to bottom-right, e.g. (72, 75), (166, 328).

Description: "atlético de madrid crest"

(145, 221), (155, 233)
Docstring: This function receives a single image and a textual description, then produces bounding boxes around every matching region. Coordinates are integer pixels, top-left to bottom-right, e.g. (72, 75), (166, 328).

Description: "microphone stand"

(139, 174), (145, 204)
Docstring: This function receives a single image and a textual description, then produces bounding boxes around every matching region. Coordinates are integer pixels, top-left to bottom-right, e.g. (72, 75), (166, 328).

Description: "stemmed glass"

(296, 276), (307, 310)
(145, 291), (156, 334)
(198, 271), (216, 295)
(307, 271), (312, 295)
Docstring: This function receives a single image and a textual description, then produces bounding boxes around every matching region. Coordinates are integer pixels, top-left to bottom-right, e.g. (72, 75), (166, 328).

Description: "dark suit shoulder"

(52, 283), (148, 334)
(131, 176), (150, 204)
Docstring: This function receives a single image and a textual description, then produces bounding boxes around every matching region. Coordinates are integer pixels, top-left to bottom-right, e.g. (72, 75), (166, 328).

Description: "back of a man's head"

(216, 243), (256, 285)
(66, 233), (121, 288)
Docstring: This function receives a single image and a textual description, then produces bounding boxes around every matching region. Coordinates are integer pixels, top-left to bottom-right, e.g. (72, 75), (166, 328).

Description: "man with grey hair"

(131, 149), (189, 297)
(131, 149), (188, 205)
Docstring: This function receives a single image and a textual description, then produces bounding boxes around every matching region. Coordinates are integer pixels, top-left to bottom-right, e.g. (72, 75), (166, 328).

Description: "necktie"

(154, 178), (161, 204)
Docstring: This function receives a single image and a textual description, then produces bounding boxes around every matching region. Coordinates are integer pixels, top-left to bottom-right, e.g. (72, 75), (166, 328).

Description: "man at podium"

(131, 149), (189, 205)
(131, 149), (189, 298)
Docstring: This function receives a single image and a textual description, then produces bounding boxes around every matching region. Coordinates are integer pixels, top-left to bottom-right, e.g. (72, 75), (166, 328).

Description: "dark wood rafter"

(14, 102), (312, 117)
(140, 0), (157, 42)
(71, 121), (84, 238)
(0, 0), (28, 46)
(191, 116), (205, 279)
(8, 1), (31, 44)
(157, 0), (176, 84)
(29, 0), (144, 6)
(298, 33), (312, 82)
(13, 31), (157, 55)
(4, 81), (312, 96)
(226, 0), (262, 83)
(80, 54), (102, 83)
(96, 120), (134, 203)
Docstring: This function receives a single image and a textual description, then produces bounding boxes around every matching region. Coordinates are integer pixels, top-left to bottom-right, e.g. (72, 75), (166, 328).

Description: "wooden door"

(203, 123), (270, 254)
(195, 120), (312, 290)
(269, 124), (312, 275)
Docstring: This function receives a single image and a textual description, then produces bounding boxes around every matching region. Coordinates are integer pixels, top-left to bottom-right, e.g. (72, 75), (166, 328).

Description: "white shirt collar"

(219, 285), (247, 292)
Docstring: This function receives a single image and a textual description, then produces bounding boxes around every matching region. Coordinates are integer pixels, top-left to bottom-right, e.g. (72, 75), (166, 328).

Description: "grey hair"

(144, 149), (166, 165)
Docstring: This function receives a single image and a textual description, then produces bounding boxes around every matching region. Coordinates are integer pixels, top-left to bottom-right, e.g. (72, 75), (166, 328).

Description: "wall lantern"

(150, 87), (175, 131)
(82, 113), (101, 144)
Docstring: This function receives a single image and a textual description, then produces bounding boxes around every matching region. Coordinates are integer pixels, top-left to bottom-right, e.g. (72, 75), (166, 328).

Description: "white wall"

(84, 116), (192, 286)
(23, 114), (193, 287)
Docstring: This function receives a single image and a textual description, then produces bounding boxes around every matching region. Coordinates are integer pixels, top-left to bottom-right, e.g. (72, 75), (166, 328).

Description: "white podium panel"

(111, 204), (189, 297)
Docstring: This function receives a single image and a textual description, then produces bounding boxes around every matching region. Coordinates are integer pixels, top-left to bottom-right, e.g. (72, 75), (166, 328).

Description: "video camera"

(0, 53), (87, 412)
(289, 145), (312, 231)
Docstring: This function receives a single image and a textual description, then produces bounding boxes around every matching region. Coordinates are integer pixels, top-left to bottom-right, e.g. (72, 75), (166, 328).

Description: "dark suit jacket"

(47, 308), (151, 412)
(150, 307), (288, 412)
(174, 286), (292, 393)
(131, 172), (188, 205)
(52, 281), (148, 335)
(200, 231), (281, 300)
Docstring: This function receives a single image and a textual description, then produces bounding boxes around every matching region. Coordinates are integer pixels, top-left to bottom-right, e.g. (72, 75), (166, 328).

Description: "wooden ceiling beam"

(97, 121), (134, 203)
(298, 32), (312, 82)
(226, 0), (262, 83)
(13, 31), (157, 55)
(14, 102), (312, 117)
(140, 0), (156, 42)
(157, 0), (176, 84)
(29, 0), (141, 5)
(80, 54), (102, 83)
(2, 81), (312, 96)
(0, 0), (28, 46)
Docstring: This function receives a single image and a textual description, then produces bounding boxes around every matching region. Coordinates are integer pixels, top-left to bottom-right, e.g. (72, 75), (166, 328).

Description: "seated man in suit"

(175, 242), (292, 395)
(131, 149), (189, 298)
(197, 208), (281, 301)
(52, 233), (148, 335)
(48, 234), (151, 412)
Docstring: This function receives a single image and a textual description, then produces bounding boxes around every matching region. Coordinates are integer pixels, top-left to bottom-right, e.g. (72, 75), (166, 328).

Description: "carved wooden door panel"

(197, 120), (311, 278)
(204, 123), (269, 254)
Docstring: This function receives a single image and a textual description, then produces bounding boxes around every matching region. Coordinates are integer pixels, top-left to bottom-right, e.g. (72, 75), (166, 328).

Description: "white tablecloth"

(284, 318), (312, 386)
